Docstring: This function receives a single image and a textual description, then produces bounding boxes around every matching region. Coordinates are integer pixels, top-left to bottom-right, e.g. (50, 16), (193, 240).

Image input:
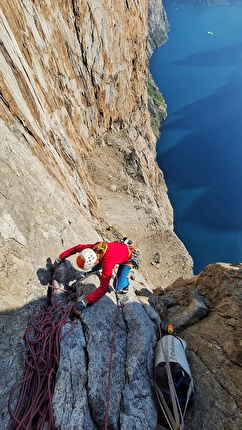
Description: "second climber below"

(53, 238), (140, 314)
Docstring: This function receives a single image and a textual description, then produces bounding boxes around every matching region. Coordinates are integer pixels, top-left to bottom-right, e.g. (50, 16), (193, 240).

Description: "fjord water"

(150, 5), (242, 274)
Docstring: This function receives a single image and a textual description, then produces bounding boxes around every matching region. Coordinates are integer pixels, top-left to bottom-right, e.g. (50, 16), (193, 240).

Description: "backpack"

(122, 237), (140, 268)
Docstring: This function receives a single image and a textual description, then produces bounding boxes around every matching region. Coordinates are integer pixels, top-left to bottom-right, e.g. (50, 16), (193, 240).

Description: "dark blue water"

(149, 4), (242, 274)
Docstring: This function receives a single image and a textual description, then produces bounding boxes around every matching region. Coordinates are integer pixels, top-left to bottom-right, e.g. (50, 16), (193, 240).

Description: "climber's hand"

(74, 299), (88, 318)
(53, 258), (62, 269)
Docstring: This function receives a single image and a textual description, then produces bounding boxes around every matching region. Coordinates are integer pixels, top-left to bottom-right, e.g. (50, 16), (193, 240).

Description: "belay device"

(154, 324), (194, 430)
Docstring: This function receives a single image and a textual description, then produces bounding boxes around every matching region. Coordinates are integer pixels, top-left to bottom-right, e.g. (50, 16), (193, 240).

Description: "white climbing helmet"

(76, 248), (97, 270)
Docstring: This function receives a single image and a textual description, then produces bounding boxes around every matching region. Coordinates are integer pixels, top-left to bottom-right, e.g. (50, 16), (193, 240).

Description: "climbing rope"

(104, 292), (124, 430)
(8, 266), (126, 430)
(7, 290), (76, 430)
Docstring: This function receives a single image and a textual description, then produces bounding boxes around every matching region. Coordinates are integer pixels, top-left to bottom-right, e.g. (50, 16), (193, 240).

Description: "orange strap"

(127, 247), (133, 259)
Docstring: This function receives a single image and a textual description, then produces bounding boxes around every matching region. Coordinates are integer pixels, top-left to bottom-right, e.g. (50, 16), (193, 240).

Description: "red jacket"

(59, 242), (130, 305)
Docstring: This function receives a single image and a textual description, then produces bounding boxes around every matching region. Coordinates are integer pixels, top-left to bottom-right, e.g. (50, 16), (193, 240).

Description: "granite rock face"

(1, 1), (242, 430)
(52, 276), (160, 430)
(0, 0), (191, 313)
(148, 0), (169, 56)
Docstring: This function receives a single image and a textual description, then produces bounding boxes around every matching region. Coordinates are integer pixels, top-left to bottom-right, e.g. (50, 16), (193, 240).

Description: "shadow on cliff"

(174, 42), (242, 69)
(0, 260), (122, 429)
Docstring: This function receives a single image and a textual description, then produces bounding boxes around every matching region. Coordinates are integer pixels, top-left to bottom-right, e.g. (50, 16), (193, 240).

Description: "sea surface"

(149, 4), (242, 274)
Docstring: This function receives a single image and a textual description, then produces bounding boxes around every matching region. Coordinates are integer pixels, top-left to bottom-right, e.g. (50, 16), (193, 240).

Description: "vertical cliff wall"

(0, 0), (193, 312)
(148, 0), (169, 55)
(0, 2), (193, 426)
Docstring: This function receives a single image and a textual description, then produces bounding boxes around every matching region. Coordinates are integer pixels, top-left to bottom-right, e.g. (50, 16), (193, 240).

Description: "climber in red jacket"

(54, 239), (139, 314)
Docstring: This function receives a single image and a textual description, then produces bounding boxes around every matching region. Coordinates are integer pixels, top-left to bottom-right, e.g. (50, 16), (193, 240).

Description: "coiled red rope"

(7, 291), (76, 430)
(8, 283), (125, 430)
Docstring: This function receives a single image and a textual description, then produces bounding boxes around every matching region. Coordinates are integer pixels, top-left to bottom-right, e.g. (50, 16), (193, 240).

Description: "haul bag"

(154, 335), (194, 430)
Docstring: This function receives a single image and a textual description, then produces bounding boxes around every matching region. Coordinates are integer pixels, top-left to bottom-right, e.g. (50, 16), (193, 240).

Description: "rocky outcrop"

(4, 261), (241, 429)
(154, 262), (242, 429)
(148, 0), (169, 56)
(52, 274), (160, 430)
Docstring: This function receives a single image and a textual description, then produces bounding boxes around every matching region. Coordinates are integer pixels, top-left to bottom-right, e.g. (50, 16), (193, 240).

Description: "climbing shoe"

(117, 286), (129, 294)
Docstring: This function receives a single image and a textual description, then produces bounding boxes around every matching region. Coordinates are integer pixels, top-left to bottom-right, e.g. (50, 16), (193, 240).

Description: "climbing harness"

(154, 324), (194, 430)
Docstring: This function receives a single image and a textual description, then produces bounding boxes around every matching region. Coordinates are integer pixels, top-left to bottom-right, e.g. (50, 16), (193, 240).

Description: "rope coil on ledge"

(7, 284), (125, 430)
(7, 292), (76, 430)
